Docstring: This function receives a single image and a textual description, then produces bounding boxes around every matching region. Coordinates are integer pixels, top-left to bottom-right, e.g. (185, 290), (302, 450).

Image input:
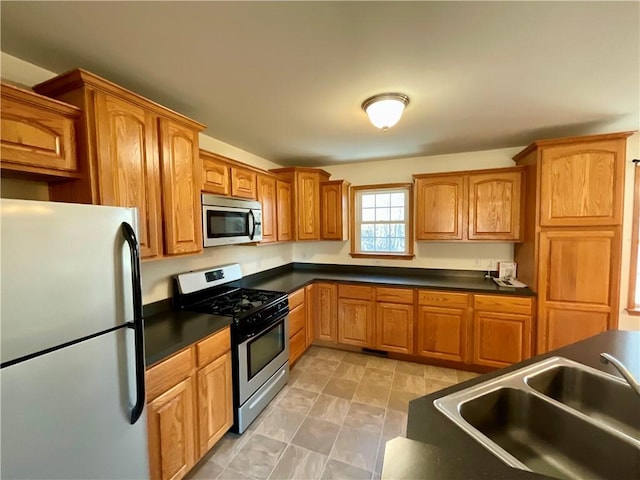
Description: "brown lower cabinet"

(308, 282), (534, 370)
(146, 327), (232, 480)
(288, 287), (307, 365)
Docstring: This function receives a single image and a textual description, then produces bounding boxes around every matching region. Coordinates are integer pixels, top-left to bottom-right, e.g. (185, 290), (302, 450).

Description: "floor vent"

(362, 348), (388, 357)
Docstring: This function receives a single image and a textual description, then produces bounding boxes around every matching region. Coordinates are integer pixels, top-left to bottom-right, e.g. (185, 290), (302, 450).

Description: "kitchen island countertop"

(384, 330), (640, 479)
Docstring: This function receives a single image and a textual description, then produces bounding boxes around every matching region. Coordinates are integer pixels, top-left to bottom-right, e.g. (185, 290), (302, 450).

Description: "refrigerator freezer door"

(1, 199), (137, 365)
(1, 326), (149, 479)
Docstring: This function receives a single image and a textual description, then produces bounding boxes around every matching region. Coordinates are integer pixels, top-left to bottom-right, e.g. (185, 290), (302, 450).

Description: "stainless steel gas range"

(173, 264), (289, 433)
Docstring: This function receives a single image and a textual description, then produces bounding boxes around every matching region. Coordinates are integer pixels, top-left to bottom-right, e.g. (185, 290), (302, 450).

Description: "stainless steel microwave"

(202, 194), (262, 247)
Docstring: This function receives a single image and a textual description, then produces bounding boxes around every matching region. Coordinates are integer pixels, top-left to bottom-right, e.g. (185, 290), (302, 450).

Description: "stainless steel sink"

(434, 357), (640, 479)
(526, 364), (640, 440)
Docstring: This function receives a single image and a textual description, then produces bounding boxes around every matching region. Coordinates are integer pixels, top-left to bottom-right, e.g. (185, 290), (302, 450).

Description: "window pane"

(361, 238), (375, 251)
(390, 224), (405, 237)
(390, 193), (405, 206)
(376, 194), (390, 207)
(362, 208), (375, 221)
(389, 238), (405, 252)
(390, 207), (404, 221)
(375, 224), (390, 237)
(375, 238), (390, 251)
(375, 208), (390, 221)
(362, 194), (375, 208)
(361, 224), (374, 237)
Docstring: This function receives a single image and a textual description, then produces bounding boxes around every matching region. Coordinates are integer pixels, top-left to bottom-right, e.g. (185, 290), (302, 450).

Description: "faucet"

(599, 353), (640, 397)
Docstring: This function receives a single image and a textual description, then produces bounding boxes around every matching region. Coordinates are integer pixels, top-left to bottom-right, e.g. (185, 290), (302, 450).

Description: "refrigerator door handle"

(122, 222), (146, 425)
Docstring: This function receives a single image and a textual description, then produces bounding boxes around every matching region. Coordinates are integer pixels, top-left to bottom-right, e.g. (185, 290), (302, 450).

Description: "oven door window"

(206, 209), (249, 238)
(247, 321), (285, 380)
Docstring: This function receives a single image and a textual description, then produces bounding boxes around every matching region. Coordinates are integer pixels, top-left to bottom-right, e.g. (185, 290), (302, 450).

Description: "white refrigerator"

(0, 198), (149, 479)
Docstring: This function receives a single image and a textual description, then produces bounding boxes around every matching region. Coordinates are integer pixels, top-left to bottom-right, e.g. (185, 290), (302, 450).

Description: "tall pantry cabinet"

(34, 69), (205, 260)
(514, 131), (633, 353)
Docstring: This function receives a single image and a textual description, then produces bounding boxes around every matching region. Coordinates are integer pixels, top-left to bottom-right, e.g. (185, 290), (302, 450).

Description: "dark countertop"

(144, 262), (535, 366)
(144, 299), (231, 367)
(240, 263), (536, 296)
(385, 330), (640, 479)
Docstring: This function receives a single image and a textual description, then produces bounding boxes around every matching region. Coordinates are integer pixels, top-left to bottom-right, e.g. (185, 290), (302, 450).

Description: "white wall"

(295, 148), (521, 270)
(0, 52), (293, 303)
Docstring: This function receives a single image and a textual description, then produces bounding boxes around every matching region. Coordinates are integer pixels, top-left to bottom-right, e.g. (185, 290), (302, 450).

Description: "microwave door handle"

(248, 209), (256, 240)
(122, 222), (146, 425)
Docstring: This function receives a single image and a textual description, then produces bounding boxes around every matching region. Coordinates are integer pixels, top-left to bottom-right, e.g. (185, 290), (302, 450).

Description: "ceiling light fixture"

(361, 93), (410, 132)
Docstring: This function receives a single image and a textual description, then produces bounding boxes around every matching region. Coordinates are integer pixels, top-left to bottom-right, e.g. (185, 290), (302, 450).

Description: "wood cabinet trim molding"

(34, 69), (205, 130)
(412, 165), (526, 180)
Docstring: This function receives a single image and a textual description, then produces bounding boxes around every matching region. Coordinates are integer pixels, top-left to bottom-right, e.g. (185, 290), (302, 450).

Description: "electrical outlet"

(487, 259), (496, 270)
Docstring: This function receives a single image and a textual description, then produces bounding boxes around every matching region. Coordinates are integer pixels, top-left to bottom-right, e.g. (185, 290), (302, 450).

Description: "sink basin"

(526, 365), (640, 440)
(434, 357), (640, 479)
(460, 387), (639, 479)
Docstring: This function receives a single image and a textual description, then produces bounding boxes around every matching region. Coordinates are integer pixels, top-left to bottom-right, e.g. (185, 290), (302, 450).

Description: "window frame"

(627, 160), (640, 315)
(349, 183), (414, 260)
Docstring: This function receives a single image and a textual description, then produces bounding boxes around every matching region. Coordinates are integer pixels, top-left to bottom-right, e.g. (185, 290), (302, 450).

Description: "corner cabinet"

(414, 167), (525, 242)
(270, 167), (331, 241)
(146, 327), (232, 480)
(1, 83), (81, 179)
(34, 69), (205, 260)
(257, 174), (292, 244)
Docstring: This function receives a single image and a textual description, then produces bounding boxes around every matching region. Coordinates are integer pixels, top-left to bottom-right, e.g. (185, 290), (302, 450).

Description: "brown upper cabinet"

(34, 69), (205, 260)
(257, 173), (292, 243)
(538, 138), (626, 227)
(321, 180), (350, 240)
(513, 131), (633, 353)
(230, 166), (257, 199)
(201, 151), (230, 195)
(414, 166), (525, 242)
(270, 167), (331, 241)
(1, 83), (81, 180)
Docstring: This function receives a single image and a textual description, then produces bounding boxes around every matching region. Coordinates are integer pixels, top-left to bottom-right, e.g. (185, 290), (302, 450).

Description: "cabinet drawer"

(289, 328), (306, 365)
(473, 294), (532, 315)
(418, 290), (469, 308)
(338, 284), (374, 300)
(289, 304), (305, 337)
(289, 288), (305, 310)
(196, 326), (231, 368)
(376, 287), (414, 304)
(146, 347), (195, 401)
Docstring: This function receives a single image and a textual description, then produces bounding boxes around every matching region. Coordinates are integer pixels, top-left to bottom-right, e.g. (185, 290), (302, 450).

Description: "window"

(628, 160), (640, 314)
(350, 183), (413, 259)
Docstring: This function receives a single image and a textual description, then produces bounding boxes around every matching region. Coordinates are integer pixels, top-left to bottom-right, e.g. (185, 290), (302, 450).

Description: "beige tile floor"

(186, 346), (480, 480)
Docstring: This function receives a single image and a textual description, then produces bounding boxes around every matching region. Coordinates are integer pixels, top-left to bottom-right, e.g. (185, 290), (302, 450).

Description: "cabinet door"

(231, 166), (257, 199)
(537, 229), (618, 353)
(289, 328), (306, 365)
(147, 377), (196, 480)
(196, 352), (232, 458)
(337, 298), (374, 348)
(540, 140), (625, 226)
(159, 118), (203, 255)
(202, 156), (230, 195)
(276, 180), (292, 242)
(321, 181), (348, 240)
(1, 86), (78, 175)
(257, 175), (277, 243)
(468, 170), (522, 241)
(94, 91), (162, 259)
(415, 176), (465, 240)
(472, 311), (531, 368)
(376, 303), (414, 354)
(417, 306), (468, 363)
(297, 171), (321, 240)
(305, 284), (315, 347)
(315, 283), (337, 342)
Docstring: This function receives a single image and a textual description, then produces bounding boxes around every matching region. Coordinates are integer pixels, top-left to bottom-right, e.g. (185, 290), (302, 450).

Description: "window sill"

(625, 308), (640, 317)
(349, 253), (415, 260)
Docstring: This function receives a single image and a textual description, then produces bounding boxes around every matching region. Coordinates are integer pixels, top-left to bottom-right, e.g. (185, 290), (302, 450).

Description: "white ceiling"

(1, 1), (638, 166)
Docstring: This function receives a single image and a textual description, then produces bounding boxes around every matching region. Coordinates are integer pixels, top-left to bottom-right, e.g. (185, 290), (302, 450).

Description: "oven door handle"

(248, 209), (256, 240)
